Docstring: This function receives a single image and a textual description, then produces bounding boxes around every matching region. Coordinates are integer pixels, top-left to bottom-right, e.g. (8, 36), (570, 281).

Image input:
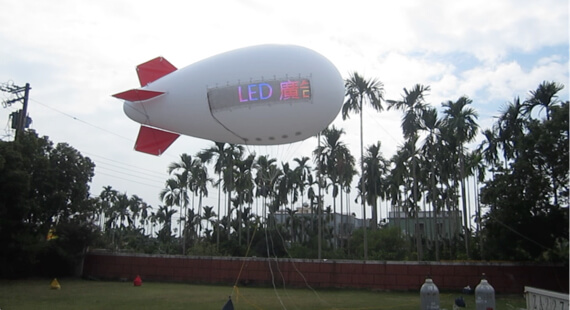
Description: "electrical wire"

(31, 98), (133, 142)
(95, 170), (162, 188)
(86, 151), (167, 179)
(26, 98), (177, 187)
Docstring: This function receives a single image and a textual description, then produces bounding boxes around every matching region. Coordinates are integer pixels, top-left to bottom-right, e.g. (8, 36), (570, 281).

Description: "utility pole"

(1, 81), (31, 141)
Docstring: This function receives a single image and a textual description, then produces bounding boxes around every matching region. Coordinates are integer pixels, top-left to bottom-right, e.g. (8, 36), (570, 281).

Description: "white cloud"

(407, 0), (569, 63)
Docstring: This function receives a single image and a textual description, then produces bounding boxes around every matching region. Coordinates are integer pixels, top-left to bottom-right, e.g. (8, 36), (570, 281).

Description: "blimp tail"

(113, 57), (180, 155)
(136, 57), (177, 86)
(112, 56), (177, 101)
(135, 125), (179, 156)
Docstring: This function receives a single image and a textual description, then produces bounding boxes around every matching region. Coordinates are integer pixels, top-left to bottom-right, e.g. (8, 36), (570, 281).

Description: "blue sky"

(0, 0), (568, 220)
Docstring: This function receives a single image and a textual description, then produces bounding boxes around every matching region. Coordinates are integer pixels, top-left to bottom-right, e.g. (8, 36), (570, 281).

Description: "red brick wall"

(82, 252), (568, 294)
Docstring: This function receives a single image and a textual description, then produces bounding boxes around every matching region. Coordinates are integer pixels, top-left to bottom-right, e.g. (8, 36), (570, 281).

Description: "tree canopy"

(0, 130), (97, 277)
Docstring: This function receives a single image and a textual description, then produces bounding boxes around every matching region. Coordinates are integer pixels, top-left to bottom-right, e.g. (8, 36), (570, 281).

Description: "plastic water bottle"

(420, 277), (440, 310)
(475, 274), (495, 310)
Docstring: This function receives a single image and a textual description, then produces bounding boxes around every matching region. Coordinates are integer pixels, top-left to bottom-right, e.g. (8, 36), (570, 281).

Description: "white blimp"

(113, 44), (344, 155)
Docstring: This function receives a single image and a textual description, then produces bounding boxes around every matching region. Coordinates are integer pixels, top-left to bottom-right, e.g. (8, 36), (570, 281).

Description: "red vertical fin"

(135, 126), (179, 156)
(137, 57), (177, 86)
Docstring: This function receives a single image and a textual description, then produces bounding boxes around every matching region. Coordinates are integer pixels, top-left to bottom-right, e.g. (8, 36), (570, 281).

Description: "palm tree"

(168, 153), (196, 181)
(419, 107), (443, 260)
(388, 84), (431, 261)
(239, 207), (257, 246)
(185, 208), (201, 247)
(233, 154), (255, 245)
(160, 178), (181, 209)
(442, 96), (479, 259)
(202, 205), (216, 236)
(477, 128), (500, 174)
(387, 84), (431, 136)
(293, 156), (312, 209)
(315, 132), (324, 258)
(386, 153), (407, 236)
(285, 207), (299, 243)
(337, 144), (356, 248)
(277, 162), (298, 212)
(463, 149), (486, 259)
(342, 72), (384, 260)
(524, 81), (564, 121)
(128, 194), (143, 230)
(156, 205), (177, 244)
(496, 97), (526, 166)
(360, 142), (388, 230)
(314, 125), (351, 246)
(437, 124), (462, 257)
(198, 143), (225, 249)
(198, 142), (243, 248)
(138, 201), (151, 234)
(168, 153), (198, 246)
(159, 175), (187, 252)
(191, 159), (212, 236)
(148, 211), (158, 237)
(254, 155), (279, 223)
(111, 193), (132, 249)
(99, 186), (118, 233)
(264, 164), (283, 228)
(115, 193), (132, 230)
(401, 135), (422, 258)
(524, 81), (565, 205)
(223, 144), (244, 237)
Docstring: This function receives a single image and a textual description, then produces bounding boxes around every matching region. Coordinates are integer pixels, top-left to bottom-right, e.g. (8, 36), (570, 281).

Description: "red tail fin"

(135, 126), (179, 156)
(137, 57), (177, 86)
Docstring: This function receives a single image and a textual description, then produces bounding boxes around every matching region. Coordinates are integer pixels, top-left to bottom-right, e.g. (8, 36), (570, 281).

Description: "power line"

(96, 170), (164, 189)
(26, 97), (175, 176)
(30, 97), (184, 162)
(17, 97), (173, 196)
(30, 98), (133, 142)
(84, 151), (167, 178)
(95, 165), (165, 185)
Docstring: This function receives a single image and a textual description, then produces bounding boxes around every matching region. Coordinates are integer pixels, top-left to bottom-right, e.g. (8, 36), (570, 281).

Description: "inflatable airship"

(113, 44), (344, 155)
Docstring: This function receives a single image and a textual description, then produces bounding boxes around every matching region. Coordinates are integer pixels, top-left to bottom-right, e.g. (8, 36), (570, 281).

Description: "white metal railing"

(525, 286), (569, 310)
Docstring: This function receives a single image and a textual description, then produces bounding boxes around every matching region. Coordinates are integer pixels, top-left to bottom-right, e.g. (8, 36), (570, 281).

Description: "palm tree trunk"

(413, 159), (422, 261)
(238, 203), (242, 246)
(226, 189), (232, 240)
(459, 150), (470, 258)
(182, 204), (186, 255)
(340, 186), (344, 249)
(474, 171), (483, 260)
(360, 101), (368, 260)
(404, 189), (410, 248)
(333, 186), (337, 249)
(371, 180), (378, 231)
(317, 133), (323, 259)
(432, 169), (439, 261)
(216, 173), (221, 251)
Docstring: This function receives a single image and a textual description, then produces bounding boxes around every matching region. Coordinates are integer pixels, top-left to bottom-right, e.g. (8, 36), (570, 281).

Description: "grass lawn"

(0, 278), (526, 310)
